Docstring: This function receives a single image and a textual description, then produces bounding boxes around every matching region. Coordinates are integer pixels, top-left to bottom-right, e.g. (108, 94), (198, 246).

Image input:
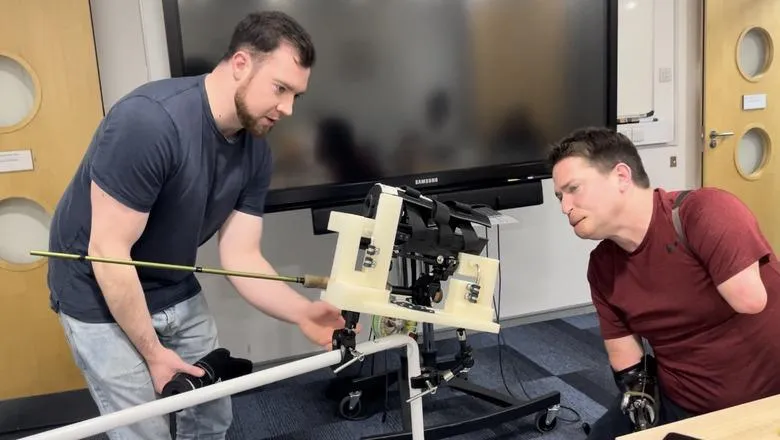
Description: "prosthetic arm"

(614, 354), (661, 431)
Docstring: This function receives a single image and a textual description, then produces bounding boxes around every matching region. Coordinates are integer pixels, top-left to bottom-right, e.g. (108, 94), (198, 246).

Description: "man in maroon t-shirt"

(548, 127), (780, 439)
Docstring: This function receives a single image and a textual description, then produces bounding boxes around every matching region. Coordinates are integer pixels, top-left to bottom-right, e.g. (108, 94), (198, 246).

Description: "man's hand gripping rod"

(28, 251), (331, 289)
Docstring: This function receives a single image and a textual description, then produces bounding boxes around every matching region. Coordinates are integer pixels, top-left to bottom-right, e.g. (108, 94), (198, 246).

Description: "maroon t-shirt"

(588, 187), (780, 414)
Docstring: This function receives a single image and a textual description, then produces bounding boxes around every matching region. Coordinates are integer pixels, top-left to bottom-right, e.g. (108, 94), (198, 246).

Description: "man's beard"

(235, 87), (272, 137)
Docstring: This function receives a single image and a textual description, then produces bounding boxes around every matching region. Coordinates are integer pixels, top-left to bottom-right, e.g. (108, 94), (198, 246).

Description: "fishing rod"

(29, 250), (330, 289)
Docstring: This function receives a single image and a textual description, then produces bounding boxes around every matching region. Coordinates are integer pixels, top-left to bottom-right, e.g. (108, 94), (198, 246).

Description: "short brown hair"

(223, 11), (316, 68)
(548, 126), (650, 188)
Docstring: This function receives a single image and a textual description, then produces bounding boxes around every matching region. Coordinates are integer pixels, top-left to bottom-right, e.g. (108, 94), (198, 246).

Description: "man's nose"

(560, 196), (573, 216)
(277, 97), (294, 117)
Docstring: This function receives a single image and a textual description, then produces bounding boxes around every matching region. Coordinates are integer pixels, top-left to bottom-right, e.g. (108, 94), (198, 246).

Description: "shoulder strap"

(671, 190), (693, 252)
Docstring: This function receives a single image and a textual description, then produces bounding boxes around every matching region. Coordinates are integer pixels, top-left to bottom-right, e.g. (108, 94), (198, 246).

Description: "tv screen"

(162, 0), (616, 212)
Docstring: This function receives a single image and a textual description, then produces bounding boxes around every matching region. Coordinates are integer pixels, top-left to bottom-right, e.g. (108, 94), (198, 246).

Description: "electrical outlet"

(632, 128), (644, 143)
(659, 67), (673, 83)
(670, 156), (677, 168)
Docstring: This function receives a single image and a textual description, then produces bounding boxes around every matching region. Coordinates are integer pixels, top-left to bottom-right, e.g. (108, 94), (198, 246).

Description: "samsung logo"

(415, 177), (438, 185)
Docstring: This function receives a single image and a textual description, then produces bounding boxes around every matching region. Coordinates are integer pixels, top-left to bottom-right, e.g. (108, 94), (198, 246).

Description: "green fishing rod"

(29, 250), (330, 289)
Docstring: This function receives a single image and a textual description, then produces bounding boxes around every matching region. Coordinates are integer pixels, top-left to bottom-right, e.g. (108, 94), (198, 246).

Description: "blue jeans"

(58, 293), (233, 439)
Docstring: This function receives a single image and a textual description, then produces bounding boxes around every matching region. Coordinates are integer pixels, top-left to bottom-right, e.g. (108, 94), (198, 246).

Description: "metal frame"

(18, 335), (424, 440)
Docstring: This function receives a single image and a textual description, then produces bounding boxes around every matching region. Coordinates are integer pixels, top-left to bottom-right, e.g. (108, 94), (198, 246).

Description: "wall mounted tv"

(161, 0), (618, 213)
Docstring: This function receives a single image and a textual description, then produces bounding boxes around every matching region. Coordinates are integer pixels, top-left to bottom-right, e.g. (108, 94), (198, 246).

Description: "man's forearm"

(605, 334), (645, 371)
(91, 253), (162, 360)
(222, 251), (311, 324)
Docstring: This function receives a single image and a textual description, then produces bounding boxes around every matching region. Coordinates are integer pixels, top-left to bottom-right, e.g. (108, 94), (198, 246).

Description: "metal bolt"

(466, 283), (480, 303)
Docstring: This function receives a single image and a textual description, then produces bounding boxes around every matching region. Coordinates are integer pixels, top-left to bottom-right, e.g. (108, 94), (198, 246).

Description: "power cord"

(485, 222), (582, 425)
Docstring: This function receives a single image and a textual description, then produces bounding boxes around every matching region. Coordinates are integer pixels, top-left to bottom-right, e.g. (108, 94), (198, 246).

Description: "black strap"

(671, 190), (693, 254)
(405, 205), (428, 247)
(458, 221), (480, 254)
(431, 200), (454, 250)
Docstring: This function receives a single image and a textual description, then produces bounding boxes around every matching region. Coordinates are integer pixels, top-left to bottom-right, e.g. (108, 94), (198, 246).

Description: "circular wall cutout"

(0, 198), (51, 266)
(737, 27), (773, 80)
(736, 127), (770, 178)
(0, 54), (37, 129)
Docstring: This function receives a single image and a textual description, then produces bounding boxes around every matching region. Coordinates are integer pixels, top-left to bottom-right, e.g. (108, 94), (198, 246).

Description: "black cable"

(381, 255), (405, 423)
(486, 223), (583, 425)
(382, 344), (389, 423)
(367, 326), (375, 375)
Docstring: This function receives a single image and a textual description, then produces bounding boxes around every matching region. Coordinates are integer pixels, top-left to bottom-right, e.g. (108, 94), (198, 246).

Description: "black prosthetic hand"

(161, 348), (253, 398)
(613, 355), (661, 431)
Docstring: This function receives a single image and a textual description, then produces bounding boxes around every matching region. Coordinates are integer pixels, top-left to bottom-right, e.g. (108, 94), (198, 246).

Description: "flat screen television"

(161, 0), (617, 213)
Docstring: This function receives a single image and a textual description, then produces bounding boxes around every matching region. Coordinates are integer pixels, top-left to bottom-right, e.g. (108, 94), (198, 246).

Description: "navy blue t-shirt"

(47, 74), (273, 323)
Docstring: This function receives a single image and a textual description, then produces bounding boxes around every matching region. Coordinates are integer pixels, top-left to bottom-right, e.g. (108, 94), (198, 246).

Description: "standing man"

(47, 11), (347, 439)
(548, 127), (780, 438)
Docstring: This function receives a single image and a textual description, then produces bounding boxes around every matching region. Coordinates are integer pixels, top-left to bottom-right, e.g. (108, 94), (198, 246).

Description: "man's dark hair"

(548, 126), (650, 188)
(222, 11), (315, 68)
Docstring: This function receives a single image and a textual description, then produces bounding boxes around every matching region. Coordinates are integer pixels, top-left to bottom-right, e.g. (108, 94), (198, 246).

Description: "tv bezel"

(160, 0), (618, 213)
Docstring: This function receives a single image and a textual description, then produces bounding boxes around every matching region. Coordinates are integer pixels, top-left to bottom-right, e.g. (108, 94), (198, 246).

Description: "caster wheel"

(582, 422), (591, 435)
(535, 411), (558, 433)
(338, 394), (369, 421)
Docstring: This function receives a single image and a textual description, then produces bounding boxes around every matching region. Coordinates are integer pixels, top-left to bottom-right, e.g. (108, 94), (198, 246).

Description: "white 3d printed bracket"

(321, 184), (500, 334)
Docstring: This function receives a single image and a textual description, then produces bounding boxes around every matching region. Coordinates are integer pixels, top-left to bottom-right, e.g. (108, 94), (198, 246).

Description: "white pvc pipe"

(20, 335), (424, 440)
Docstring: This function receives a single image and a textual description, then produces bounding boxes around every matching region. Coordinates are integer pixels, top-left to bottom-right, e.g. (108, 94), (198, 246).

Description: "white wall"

(87, 0), (703, 364)
(617, 0), (676, 146)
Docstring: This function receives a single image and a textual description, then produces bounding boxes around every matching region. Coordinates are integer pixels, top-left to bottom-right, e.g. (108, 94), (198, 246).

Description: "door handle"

(709, 130), (734, 148)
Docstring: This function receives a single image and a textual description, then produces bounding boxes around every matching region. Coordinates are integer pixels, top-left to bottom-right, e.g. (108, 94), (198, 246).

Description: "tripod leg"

(420, 323), (438, 367)
(446, 376), (522, 407)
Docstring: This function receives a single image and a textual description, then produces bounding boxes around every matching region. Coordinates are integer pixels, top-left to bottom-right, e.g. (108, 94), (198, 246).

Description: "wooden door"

(703, 0), (780, 251)
(0, 1), (104, 399)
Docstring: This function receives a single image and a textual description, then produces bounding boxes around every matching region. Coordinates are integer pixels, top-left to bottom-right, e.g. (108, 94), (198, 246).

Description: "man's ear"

(230, 50), (253, 81)
(614, 163), (633, 190)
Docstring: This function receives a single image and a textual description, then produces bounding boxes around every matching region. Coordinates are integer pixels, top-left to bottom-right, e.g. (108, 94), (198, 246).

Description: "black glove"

(613, 354), (661, 431)
(161, 348), (253, 398)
